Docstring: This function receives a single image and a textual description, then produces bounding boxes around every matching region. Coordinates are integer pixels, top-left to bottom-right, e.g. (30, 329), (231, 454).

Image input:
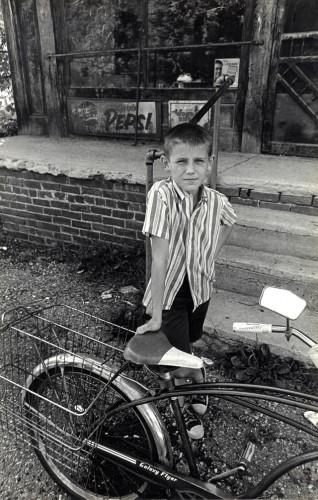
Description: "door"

(263, 0), (318, 157)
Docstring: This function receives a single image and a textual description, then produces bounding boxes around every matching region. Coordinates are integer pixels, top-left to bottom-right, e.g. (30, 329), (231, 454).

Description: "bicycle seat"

(123, 330), (203, 369)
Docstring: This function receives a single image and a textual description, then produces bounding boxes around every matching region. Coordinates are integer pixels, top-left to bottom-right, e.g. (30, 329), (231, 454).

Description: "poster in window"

(168, 101), (211, 129)
(67, 99), (160, 138)
(213, 59), (240, 88)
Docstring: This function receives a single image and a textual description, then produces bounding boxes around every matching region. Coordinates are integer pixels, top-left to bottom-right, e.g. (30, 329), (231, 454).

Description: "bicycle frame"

(86, 436), (318, 499)
(81, 359), (318, 499)
(86, 437), (228, 499)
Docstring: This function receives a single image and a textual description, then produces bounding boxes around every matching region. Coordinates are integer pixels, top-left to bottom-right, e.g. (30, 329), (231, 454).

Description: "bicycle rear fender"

(22, 353), (173, 468)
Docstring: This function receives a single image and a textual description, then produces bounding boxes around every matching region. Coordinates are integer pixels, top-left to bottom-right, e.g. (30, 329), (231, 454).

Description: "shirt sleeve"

(142, 185), (170, 239)
(220, 193), (236, 226)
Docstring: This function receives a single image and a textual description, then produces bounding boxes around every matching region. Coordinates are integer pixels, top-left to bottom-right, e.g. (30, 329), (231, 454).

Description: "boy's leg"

(161, 299), (191, 353)
(161, 296), (204, 439)
(188, 300), (210, 344)
(188, 300), (210, 415)
(161, 298), (191, 408)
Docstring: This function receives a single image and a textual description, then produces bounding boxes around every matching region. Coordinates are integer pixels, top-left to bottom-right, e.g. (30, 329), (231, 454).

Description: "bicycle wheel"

(24, 359), (170, 500)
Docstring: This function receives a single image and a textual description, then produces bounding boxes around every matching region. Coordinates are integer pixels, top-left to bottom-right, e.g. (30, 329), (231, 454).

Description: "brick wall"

(0, 168), (146, 248)
(1, 167), (317, 251)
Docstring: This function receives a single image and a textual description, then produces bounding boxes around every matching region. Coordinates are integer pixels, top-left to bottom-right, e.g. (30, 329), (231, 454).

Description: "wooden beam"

(277, 74), (318, 125)
(241, 0), (286, 154)
(1, 0), (30, 133)
(282, 31), (318, 40)
(280, 56), (318, 63)
(288, 61), (318, 98)
(232, 0), (257, 152)
(50, 0), (69, 136)
(35, 0), (66, 136)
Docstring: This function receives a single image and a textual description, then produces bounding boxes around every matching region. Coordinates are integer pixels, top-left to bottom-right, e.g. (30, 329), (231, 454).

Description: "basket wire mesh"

(0, 304), (154, 475)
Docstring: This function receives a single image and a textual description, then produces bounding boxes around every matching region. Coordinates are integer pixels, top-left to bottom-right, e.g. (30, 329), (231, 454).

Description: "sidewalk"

(0, 135), (317, 196)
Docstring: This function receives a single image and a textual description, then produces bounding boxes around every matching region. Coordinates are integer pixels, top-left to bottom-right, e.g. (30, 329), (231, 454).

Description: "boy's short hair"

(164, 123), (213, 158)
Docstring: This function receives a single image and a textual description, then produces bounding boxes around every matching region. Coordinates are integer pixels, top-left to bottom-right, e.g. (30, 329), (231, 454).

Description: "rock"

(119, 285), (139, 295)
(118, 285), (141, 303)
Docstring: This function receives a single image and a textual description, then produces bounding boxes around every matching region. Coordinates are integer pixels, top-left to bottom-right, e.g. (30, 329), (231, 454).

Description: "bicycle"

(1, 286), (318, 500)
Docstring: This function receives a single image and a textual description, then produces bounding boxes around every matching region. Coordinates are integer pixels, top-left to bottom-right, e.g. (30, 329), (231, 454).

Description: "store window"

(65, 0), (143, 89)
(284, 0), (318, 32)
(147, 0), (245, 88)
(280, 0), (318, 88)
(64, 0), (246, 90)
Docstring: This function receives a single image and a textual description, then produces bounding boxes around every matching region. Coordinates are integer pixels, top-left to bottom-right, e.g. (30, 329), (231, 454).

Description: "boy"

(136, 123), (236, 439)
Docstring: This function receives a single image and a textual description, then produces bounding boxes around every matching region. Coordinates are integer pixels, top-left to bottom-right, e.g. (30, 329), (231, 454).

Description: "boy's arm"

(136, 235), (169, 334)
(214, 223), (233, 259)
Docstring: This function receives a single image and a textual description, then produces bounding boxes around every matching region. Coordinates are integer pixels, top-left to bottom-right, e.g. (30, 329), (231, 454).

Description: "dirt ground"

(0, 230), (318, 499)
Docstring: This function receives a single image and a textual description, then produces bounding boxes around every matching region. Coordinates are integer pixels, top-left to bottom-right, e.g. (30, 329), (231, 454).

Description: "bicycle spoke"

(25, 366), (159, 499)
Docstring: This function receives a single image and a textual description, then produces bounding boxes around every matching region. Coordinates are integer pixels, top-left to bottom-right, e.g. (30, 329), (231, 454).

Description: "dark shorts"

(161, 275), (210, 354)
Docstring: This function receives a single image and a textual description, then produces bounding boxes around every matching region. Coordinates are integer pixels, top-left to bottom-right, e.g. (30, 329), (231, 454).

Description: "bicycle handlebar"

(233, 322), (317, 349)
(233, 323), (280, 334)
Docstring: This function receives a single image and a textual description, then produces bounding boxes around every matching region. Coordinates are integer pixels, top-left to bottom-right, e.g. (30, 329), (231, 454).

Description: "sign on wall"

(68, 99), (160, 138)
(213, 58), (240, 88)
(168, 101), (211, 129)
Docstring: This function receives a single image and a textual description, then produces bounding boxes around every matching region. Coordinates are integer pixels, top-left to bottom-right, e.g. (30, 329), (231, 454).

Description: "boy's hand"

(136, 318), (161, 335)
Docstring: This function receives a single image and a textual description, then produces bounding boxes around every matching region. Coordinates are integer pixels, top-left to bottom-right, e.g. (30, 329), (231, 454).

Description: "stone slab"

(228, 205), (318, 260)
(218, 154), (318, 197)
(216, 246), (318, 311)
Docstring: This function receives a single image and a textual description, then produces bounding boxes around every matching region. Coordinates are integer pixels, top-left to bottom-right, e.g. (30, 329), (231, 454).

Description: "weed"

(212, 342), (318, 394)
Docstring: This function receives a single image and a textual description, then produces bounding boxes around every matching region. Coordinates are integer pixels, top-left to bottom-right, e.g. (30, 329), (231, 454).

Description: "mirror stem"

(285, 318), (291, 340)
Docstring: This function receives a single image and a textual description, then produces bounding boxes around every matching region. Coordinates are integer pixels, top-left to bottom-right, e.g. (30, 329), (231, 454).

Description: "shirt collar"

(171, 179), (208, 203)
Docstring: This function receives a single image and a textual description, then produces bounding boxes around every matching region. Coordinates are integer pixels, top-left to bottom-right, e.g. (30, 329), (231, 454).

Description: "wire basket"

(0, 304), (150, 466)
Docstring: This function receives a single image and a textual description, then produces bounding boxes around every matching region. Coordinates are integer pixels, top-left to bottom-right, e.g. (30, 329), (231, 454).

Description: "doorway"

(263, 0), (318, 157)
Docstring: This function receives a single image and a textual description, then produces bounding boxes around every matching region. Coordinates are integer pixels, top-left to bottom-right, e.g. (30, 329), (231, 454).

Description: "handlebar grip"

(233, 323), (272, 334)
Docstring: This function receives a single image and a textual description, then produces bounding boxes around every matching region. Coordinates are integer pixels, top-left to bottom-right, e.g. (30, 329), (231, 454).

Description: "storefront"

(2, 0), (318, 156)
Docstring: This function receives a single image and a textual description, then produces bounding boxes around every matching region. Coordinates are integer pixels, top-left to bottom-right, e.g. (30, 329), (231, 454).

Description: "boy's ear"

(160, 155), (170, 171)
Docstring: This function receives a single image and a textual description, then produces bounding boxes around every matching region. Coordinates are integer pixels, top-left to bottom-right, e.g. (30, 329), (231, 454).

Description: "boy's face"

(162, 143), (211, 196)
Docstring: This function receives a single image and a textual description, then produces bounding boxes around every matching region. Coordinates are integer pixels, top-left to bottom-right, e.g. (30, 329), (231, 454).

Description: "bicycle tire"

(23, 356), (172, 500)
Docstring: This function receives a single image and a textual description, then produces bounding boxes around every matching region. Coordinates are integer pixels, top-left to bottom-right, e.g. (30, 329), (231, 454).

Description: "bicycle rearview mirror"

(259, 286), (306, 320)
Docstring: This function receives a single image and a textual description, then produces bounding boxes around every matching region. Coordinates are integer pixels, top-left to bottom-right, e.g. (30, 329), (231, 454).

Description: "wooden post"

(211, 93), (221, 190)
(241, 0), (283, 153)
(232, 0), (257, 152)
(35, 0), (66, 136)
(1, 0), (30, 133)
(134, 48), (142, 146)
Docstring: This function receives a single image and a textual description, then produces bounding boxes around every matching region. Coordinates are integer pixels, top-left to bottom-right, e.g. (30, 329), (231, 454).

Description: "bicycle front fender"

(22, 352), (173, 468)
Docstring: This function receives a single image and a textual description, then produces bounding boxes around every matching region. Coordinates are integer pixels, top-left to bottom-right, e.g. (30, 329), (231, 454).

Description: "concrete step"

(203, 288), (318, 363)
(215, 246), (318, 311)
(228, 205), (318, 261)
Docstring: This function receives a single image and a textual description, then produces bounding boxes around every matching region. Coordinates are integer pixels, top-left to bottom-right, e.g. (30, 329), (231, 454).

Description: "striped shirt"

(142, 178), (236, 311)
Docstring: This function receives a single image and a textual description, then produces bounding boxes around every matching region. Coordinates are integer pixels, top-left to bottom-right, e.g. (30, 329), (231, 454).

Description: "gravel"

(0, 232), (318, 499)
